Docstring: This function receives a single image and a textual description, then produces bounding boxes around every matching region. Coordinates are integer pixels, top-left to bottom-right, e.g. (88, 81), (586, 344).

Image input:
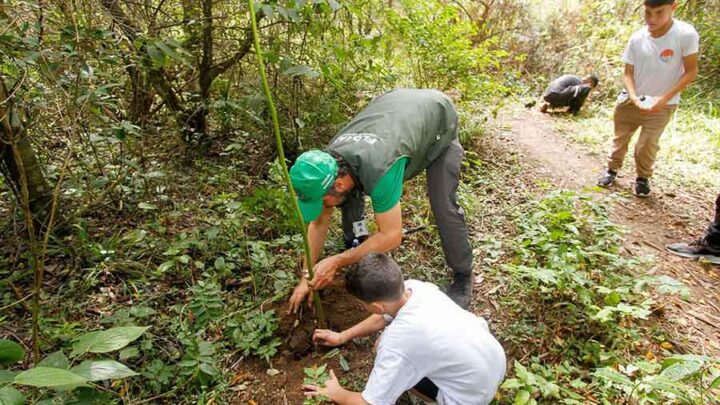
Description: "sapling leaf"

(0, 340), (24, 365)
(339, 355), (350, 371)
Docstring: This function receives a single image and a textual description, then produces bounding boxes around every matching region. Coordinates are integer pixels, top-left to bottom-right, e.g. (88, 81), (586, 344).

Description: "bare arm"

(623, 64), (640, 105)
(325, 388), (369, 405)
(341, 314), (387, 342)
(335, 203), (403, 268)
(655, 53), (699, 108)
(304, 205), (334, 273)
(310, 203), (403, 290)
(313, 314), (388, 347)
(289, 205), (334, 313)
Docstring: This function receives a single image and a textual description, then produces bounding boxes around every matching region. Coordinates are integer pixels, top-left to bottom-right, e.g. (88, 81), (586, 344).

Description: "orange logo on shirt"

(660, 49), (674, 63)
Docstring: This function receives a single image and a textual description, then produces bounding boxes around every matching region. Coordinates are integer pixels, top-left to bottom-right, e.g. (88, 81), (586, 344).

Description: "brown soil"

(228, 282), (375, 404)
(497, 106), (720, 355)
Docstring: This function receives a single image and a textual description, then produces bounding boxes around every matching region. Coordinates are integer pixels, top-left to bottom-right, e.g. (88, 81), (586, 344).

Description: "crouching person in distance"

(303, 252), (506, 405)
(540, 73), (599, 115)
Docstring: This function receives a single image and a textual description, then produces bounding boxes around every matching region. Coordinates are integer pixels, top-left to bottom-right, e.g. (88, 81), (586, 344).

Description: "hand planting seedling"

(302, 364), (330, 405)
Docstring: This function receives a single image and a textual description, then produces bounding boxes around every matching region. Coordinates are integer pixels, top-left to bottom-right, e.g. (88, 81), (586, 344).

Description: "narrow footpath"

(495, 106), (720, 355)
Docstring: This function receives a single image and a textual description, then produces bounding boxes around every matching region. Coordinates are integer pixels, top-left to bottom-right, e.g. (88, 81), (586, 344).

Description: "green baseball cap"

(290, 150), (338, 222)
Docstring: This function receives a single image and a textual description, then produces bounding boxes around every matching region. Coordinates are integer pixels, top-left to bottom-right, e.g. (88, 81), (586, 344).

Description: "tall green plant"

(248, 0), (325, 327)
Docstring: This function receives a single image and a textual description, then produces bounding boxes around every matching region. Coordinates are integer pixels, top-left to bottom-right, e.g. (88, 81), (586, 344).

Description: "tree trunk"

(182, 0), (214, 146)
(127, 66), (155, 126)
(100, 0), (261, 149)
(0, 79), (55, 232)
(100, 0), (185, 128)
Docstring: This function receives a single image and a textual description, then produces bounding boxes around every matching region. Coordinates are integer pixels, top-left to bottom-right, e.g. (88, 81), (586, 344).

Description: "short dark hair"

(644, 0), (675, 6)
(345, 253), (404, 303)
(587, 73), (599, 88)
(326, 149), (351, 177)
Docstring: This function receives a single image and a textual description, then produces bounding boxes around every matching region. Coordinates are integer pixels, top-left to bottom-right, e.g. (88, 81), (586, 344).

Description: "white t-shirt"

(361, 280), (506, 405)
(620, 19), (699, 105)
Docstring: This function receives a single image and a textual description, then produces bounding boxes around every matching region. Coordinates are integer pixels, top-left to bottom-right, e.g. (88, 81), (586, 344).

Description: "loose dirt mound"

(229, 282), (374, 404)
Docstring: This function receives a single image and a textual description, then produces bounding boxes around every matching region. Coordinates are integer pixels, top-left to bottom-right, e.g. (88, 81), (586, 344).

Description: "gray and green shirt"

(327, 89), (458, 213)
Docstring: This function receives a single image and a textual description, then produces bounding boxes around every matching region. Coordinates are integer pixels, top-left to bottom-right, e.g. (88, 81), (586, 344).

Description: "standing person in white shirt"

(597, 0), (699, 197)
(302, 253), (506, 405)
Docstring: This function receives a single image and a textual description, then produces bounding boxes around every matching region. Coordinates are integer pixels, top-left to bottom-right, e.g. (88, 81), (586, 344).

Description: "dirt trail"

(497, 106), (720, 355)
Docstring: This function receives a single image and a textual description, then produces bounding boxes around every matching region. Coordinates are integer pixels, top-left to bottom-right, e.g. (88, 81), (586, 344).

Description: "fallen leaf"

(231, 372), (250, 385)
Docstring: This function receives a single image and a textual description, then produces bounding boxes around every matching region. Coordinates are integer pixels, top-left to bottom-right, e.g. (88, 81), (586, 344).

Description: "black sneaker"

(597, 170), (617, 187)
(446, 274), (472, 309)
(667, 237), (720, 264)
(634, 177), (651, 198)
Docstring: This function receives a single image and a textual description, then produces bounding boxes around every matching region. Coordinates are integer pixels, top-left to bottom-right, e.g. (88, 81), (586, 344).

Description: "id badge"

(353, 220), (369, 237)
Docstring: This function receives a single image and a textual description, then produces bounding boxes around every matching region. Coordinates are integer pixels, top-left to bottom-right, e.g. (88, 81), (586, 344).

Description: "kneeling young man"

(304, 253), (506, 405)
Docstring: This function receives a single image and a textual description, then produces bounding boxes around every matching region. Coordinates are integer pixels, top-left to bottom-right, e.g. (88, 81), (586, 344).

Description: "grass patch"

(552, 100), (720, 191)
(489, 190), (719, 404)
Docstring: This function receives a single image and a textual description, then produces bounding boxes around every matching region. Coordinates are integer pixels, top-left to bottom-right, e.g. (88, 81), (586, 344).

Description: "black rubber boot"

(446, 273), (472, 309)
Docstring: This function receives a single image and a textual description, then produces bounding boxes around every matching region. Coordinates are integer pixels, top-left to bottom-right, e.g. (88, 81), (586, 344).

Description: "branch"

(207, 14), (265, 81)
(447, 0), (473, 21)
(100, 0), (140, 41)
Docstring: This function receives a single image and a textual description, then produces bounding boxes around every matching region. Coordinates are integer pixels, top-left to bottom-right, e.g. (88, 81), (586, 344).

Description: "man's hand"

(309, 255), (343, 290)
(303, 370), (344, 402)
(288, 277), (312, 314)
(630, 95), (644, 110)
(313, 329), (346, 347)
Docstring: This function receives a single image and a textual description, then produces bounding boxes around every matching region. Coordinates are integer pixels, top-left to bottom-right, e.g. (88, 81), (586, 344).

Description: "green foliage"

(70, 326), (151, 357)
(13, 367), (88, 388)
(594, 355), (720, 404)
(241, 160), (299, 235)
(141, 359), (177, 393)
(495, 191), (715, 404)
(70, 360), (138, 382)
(504, 191), (667, 339)
(678, 2), (720, 98)
(386, 0), (510, 99)
(1, 327), (147, 403)
(231, 310), (282, 363)
(0, 386), (25, 405)
(188, 280), (224, 329)
(178, 339), (219, 386)
(0, 340), (24, 365)
(501, 361), (566, 405)
(303, 364), (330, 405)
(37, 351), (70, 369)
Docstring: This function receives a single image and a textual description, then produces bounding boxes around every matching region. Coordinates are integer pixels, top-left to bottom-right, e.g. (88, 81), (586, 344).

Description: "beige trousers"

(607, 100), (676, 178)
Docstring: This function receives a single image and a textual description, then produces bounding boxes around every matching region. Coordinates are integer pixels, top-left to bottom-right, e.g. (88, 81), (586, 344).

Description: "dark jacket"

(543, 75), (592, 113)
